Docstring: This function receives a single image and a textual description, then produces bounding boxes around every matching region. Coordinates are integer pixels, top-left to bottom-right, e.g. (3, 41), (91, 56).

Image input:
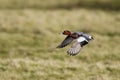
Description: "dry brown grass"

(0, 0), (120, 9)
(0, 8), (120, 80)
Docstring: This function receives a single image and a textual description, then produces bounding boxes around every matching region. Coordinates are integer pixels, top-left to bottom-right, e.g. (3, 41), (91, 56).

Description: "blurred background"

(0, 0), (120, 80)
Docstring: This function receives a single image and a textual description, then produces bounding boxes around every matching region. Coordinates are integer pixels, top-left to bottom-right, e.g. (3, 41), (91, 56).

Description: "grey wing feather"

(67, 40), (82, 56)
(57, 36), (74, 48)
(82, 33), (91, 41)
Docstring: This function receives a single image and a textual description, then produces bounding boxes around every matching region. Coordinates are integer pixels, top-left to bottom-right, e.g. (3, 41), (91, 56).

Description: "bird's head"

(62, 30), (71, 35)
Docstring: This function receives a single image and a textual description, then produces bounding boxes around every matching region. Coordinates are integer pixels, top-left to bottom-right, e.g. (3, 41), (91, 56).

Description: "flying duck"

(57, 30), (94, 56)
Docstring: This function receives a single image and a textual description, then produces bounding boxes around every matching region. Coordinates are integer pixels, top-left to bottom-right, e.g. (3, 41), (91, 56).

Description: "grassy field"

(0, 0), (120, 80)
(0, 0), (120, 9)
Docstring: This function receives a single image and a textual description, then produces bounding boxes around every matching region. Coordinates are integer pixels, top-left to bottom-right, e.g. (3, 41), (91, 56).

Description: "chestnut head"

(62, 30), (71, 35)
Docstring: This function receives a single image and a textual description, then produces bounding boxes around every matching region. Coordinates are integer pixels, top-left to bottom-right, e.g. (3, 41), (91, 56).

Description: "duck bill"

(59, 32), (63, 35)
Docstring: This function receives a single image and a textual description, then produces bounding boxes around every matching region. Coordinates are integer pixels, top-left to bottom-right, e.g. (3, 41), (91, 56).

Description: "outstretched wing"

(57, 36), (74, 48)
(67, 40), (82, 56)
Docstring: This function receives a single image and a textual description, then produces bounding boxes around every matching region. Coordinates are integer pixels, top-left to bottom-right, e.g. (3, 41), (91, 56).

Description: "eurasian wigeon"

(57, 30), (94, 56)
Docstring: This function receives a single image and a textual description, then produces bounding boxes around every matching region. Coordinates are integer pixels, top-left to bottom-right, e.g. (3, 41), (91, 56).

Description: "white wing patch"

(77, 37), (88, 43)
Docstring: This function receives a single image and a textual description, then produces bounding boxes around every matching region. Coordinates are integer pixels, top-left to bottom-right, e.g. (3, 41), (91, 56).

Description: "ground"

(0, 1), (120, 80)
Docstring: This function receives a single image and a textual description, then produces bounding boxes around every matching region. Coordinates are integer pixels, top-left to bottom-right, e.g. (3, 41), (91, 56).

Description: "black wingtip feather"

(56, 45), (66, 48)
(56, 45), (60, 48)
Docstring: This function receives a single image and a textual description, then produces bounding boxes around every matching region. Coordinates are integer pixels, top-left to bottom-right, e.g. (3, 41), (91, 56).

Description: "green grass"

(0, 9), (120, 80)
(0, 0), (120, 79)
(0, 0), (120, 9)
